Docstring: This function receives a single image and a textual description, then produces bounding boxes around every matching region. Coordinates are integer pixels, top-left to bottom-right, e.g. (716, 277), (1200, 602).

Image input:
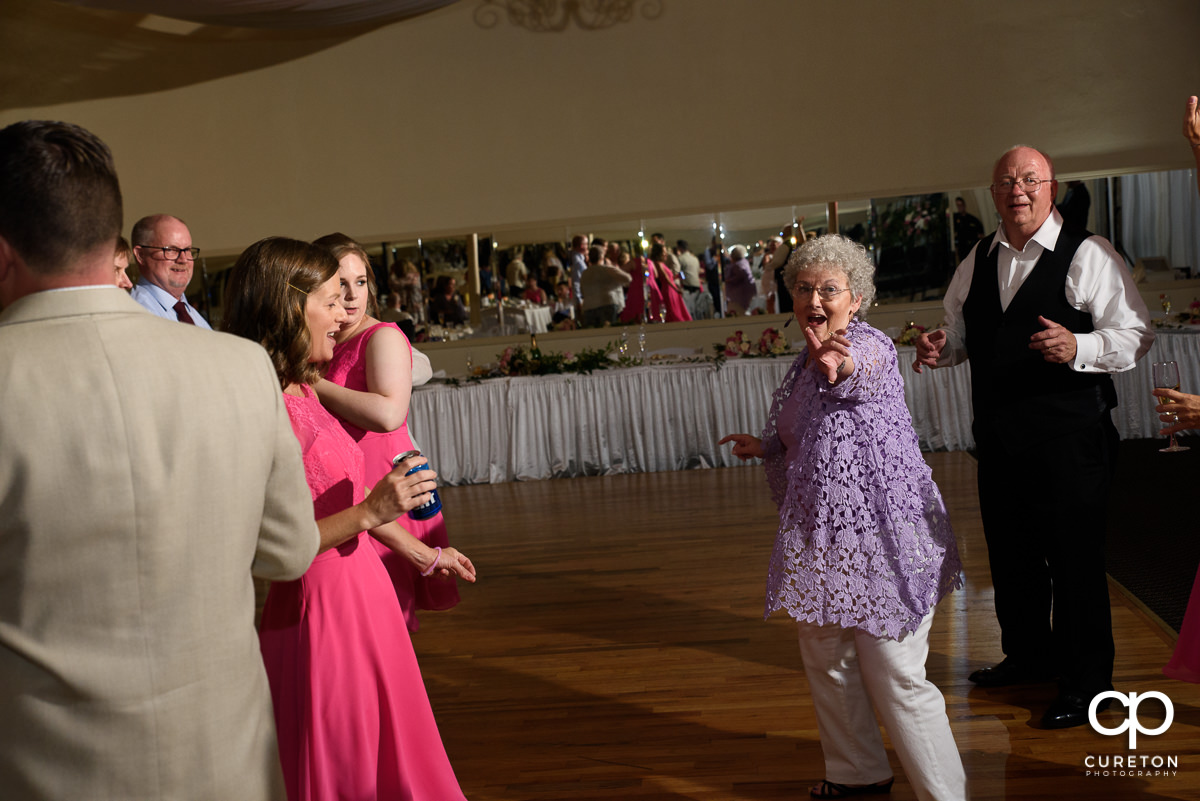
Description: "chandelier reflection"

(475, 0), (663, 31)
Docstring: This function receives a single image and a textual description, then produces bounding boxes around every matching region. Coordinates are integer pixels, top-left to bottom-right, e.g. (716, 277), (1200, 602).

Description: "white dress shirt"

(938, 208), (1153, 373)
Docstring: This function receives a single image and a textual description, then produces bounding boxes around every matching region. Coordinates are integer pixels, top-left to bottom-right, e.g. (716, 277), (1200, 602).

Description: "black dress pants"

(974, 413), (1118, 696)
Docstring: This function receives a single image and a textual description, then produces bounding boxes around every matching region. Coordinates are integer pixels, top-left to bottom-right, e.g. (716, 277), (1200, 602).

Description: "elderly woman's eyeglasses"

(793, 284), (850, 301)
(138, 245), (200, 261)
(990, 177), (1052, 194)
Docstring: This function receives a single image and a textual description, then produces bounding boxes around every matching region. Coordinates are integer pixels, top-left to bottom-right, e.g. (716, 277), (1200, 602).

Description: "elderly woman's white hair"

(784, 234), (876, 320)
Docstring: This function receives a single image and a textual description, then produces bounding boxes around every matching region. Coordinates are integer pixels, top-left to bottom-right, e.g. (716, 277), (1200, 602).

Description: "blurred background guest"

(395, 259), (425, 324)
(701, 235), (727, 314)
(649, 241), (692, 323)
(523, 279), (548, 305)
(619, 251), (664, 324)
(952, 197), (985, 263)
(581, 243), (630, 327)
(428, 274), (468, 325)
(550, 281), (577, 329)
(506, 248), (528, 295)
(723, 244), (756, 316)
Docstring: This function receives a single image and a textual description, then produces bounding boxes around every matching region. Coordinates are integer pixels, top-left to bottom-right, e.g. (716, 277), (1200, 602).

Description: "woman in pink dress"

(1161, 95), (1200, 682)
(619, 243), (693, 324)
(223, 237), (476, 801)
(619, 253), (665, 324)
(312, 233), (460, 633)
(649, 242), (693, 323)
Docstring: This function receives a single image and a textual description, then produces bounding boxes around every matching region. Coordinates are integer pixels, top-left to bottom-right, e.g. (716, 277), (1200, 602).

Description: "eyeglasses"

(138, 245), (200, 261)
(792, 284), (851, 301)
(990, 177), (1052, 194)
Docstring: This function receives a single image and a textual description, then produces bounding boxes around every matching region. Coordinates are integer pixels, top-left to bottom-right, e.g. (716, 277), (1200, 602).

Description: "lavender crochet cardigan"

(762, 320), (962, 639)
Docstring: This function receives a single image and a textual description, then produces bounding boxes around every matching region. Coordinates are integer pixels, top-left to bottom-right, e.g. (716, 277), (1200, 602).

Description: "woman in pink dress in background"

(1161, 95), (1200, 683)
(650, 241), (693, 323)
(223, 237), (476, 801)
(619, 242), (692, 324)
(313, 233), (460, 633)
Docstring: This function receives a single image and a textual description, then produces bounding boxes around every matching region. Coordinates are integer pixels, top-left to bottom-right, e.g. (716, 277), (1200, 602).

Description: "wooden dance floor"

(416, 453), (1200, 800)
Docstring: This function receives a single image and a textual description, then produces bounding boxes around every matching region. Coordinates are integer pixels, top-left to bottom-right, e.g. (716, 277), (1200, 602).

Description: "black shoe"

(968, 658), (1055, 687)
(1041, 692), (1113, 729)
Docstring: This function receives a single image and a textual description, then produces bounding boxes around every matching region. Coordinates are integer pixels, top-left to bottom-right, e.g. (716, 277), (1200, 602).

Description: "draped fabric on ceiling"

(61, 0), (458, 28)
(10, 1), (1197, 253)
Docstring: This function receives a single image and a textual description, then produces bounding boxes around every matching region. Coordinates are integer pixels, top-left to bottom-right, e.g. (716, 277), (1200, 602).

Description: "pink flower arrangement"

(903, 208), (933, 236)
(757, 327), (788, 355)
(724, 331), (753, 357)
(718, 329), (790, 358)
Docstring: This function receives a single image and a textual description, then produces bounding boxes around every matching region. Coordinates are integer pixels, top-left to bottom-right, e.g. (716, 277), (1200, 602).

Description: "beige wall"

(2, 0), (1199, 255)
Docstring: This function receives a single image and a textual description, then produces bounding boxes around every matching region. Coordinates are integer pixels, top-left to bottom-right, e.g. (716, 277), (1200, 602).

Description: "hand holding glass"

(1153, 360), (1189, 452)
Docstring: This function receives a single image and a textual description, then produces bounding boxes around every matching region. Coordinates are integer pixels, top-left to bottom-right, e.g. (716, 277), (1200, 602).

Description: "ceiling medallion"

(475, 0), (663, 32)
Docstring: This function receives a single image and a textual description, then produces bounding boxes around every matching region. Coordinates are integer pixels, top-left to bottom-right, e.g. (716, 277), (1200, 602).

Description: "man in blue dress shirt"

(129, 213), (211, 328)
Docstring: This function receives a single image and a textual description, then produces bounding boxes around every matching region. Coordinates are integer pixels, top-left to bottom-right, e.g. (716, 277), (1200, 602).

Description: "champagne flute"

(1152, 360), (1190, 453)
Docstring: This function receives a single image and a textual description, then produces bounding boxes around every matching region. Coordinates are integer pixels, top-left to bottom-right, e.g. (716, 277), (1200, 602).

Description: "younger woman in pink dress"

(224, 237), (476, 801)
(312, 233), (461, 632)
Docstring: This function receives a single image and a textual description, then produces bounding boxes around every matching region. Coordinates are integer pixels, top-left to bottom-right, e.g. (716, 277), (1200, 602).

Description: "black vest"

(963, 229), (1116, 449)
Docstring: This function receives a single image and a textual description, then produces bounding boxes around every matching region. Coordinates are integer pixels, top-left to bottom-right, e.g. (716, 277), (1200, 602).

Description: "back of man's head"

(0, 121), (122, 276)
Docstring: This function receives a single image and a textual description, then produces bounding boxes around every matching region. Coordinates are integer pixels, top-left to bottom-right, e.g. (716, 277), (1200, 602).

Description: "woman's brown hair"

(222, 237), (339, 389)
(314, 232), (379, 318)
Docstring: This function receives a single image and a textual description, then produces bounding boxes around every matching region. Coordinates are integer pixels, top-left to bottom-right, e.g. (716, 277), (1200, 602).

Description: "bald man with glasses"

(130, 213), (211, 328)
(913, 145), (1154, 730)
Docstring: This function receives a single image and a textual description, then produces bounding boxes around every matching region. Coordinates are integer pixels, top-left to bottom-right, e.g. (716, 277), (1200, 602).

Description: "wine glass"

(464, 351), (473, 375)
(1152, 360), (1190, 453)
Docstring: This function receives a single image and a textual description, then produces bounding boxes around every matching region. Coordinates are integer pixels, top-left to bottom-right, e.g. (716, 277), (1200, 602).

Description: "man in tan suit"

(0, 121), (320, 799)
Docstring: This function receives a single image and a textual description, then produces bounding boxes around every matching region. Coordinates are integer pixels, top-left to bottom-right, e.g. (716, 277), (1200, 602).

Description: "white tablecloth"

(410, 349), (973, 485)
(1111, 328), (1200, 439)
(479, 304), (553, 334)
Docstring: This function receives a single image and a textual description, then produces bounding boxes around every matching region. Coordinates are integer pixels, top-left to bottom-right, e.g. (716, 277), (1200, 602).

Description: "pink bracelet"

(420, 546), (442, 577)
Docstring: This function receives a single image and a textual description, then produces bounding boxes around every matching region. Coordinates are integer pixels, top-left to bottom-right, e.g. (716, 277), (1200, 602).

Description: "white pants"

(796, 612), (968, 801)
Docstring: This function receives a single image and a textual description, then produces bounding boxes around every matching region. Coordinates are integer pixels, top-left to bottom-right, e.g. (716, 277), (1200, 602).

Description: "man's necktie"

(173, 301), (196, 325)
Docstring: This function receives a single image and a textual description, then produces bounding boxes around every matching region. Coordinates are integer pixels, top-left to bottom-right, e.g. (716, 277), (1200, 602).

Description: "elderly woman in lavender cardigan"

(720, 235), (967, 801)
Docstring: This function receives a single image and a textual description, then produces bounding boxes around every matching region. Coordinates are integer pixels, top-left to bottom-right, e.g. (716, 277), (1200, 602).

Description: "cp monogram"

(1089, 691), (1174, 749)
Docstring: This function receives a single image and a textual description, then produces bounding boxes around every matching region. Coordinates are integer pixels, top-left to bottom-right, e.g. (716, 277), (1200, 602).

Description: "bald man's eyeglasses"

(990, 177), (1052, 195)
(138, 245), (199, 261)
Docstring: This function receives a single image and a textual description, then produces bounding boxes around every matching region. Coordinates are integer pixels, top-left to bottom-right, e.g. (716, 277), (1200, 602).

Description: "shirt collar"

(135, 278), (186, 311)
(989, 207), (1063, 255)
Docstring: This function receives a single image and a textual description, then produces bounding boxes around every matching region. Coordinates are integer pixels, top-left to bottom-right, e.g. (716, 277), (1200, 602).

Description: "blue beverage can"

(392, 449), (442, 521)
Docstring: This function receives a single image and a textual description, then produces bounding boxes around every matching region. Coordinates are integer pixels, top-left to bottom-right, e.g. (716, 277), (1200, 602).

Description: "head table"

(407, 331), (1198, 485)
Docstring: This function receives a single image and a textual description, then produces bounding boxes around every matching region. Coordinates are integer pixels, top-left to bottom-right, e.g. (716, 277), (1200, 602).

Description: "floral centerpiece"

(1152, 295), (1200, 327)
(713, 328), (792, 359)
(894, 322), (926, 347)
(493, 343), (617, 377)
